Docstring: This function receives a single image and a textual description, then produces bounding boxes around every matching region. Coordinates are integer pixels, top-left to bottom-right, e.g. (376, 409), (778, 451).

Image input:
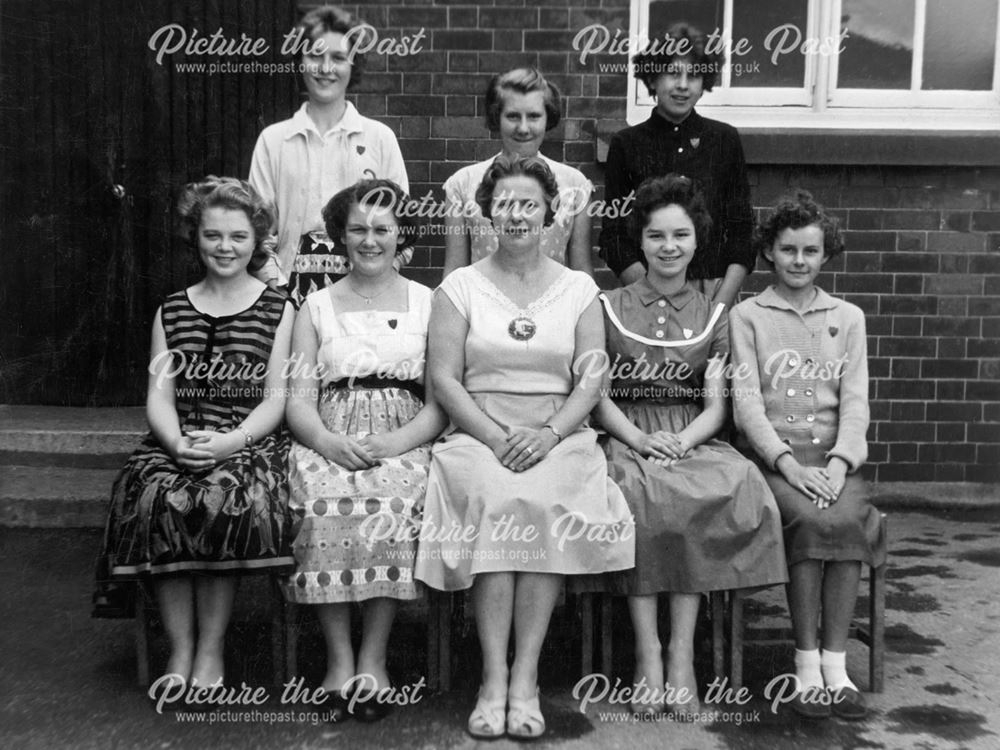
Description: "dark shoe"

(354, 686), (394, 723)
(326, 691), (352, 724)
(92, 581), (136, 618)
(789, 686), (832, 719)
(830, 686), (868, 720)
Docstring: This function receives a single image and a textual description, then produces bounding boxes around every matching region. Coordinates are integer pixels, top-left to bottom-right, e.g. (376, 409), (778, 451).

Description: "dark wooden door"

(0, 0), (300, 405)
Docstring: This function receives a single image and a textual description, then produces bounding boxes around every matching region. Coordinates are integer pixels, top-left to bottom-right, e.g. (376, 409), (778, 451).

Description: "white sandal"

(507, 689), (545, 739)
(468, 688), (506, 738)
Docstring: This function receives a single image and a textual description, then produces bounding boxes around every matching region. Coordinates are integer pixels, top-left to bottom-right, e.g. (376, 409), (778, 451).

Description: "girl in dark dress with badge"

(599, 23), (754, 310)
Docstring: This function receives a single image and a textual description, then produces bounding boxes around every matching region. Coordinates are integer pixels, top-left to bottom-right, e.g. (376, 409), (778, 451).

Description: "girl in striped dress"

(97, 177), (295, 691)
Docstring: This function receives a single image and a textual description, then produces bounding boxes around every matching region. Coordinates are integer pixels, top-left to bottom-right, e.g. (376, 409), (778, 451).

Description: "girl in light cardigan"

(729, 191), (885, 721)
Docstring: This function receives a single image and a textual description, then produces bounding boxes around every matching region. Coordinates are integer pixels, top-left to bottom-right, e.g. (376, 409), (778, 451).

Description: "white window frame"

(626, 0), (1000, 130)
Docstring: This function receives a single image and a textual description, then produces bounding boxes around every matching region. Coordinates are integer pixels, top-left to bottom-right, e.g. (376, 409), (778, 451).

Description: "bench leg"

(271, 590), (285, 688)
(283, 601), (298, 682)
(600, 594), (613, 677)
(580, 593), (594, 676)
(870, 559), (886, 692)
(710, 592), (725, 682)
(135, 597), (151, 687)
(729, 590), (744, 692)
(439, 592), (452, 693)
(427, 592), (441, 693)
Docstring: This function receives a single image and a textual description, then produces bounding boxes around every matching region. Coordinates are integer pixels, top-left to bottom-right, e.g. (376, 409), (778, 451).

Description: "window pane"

(648, 0), (723, 45)
(837, 0), (914, 89)
(731, 0), (808, 87)
(923, 0), (996, 90)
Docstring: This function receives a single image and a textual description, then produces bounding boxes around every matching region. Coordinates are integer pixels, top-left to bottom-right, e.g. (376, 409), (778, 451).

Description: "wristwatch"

(236, 426), (254, 447)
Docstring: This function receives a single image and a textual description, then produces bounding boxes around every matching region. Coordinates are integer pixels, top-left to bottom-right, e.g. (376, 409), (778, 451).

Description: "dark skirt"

(760, 444), (886, 567)
(604, 401), (788, 595)
(98, 431), (294, 579)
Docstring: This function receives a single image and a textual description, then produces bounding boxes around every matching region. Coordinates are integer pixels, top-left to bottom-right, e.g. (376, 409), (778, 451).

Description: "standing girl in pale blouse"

(249, 5), (409, 305)
(730, 191), (885, 721)
(440, 68), (593, 277)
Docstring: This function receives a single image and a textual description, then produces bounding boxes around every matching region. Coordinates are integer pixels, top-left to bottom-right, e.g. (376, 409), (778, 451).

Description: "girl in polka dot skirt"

(282, 180), (445, 723)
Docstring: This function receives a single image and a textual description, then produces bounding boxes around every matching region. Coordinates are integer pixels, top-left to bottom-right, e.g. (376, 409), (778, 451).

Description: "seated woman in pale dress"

(415, 155), (634, 739)
(283, 179), (446, 723)
(595, 175), (786, 715)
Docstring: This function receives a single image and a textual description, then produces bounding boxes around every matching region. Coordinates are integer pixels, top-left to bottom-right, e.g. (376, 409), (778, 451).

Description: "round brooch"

(508, 316), (537, 341)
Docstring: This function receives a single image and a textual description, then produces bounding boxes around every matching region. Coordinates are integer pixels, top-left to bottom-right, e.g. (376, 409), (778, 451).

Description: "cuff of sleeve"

(764, 442), (793, 472)
(826, 447), (863, 473)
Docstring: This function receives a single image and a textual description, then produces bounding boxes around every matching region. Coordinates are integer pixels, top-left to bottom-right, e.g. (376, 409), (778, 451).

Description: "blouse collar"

(632, 277), (696, 310)
(754, 285), (840, 314)
(646, 107), (704, 136)
(287, 101), (365, 140)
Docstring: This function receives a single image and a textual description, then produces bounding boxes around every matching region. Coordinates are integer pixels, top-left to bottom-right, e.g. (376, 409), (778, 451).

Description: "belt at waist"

(326, 376), (424, 401)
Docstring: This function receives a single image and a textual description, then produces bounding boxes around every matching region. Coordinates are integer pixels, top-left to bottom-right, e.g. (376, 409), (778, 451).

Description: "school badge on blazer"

(829, 326), (839, 337)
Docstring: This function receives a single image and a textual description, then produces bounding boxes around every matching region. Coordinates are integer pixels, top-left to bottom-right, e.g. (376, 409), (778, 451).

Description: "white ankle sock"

(794, 648), (824, 691)
(821, 649), (858, 691)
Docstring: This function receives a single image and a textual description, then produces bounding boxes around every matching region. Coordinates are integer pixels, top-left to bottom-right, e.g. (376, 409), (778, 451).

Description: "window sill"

(739, 128), (1000, 166)
(600, 108), (1000, 166)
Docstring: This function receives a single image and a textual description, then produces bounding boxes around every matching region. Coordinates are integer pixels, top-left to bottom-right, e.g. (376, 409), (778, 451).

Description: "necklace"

(347, 278), (396, 305)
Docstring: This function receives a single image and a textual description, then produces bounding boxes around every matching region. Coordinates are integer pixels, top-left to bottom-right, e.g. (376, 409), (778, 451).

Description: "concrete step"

(0, 465), (115, 527)
(0, 405), (146, 468)
(1, 406), (998, 530)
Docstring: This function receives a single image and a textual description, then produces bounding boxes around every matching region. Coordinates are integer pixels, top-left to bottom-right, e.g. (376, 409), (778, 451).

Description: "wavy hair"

(322, 178), (420, 253)
(630, 173), (712, 254)
(297, 5), (368, 90)
(754, 189), (844, 268)
(632, 22), (721, 93)
(484, 67), (562, 132)
(475, 154), (559, 228)
(177, 176), (274, 272)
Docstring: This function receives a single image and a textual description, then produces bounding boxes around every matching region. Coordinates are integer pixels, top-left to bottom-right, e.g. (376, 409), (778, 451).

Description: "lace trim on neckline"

(469, 266), (572, 317)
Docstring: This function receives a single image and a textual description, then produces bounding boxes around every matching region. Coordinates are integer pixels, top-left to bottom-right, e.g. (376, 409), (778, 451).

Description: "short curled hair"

(632, 22), (720, 93)
(754, 189), (844, 269)
(322, 178), (420, 254)
(475, 155), (559, 228)
(297, 5), (367, 91)
(484, 67), (562, 132)
(177, 176), (274, 273)
(630, 174), (712, 255)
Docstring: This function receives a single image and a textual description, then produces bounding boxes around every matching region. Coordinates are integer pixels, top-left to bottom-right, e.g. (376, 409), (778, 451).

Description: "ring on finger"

(524, 446), (534, 455)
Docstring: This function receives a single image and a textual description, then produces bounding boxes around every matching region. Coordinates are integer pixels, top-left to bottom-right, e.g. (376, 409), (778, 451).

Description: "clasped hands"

(172, 430), (243, 472)
(777, 454), (848, 509)
(491, 427), (559, 473)
(318, 431), (405, 471)
(634, 430), (690, 467)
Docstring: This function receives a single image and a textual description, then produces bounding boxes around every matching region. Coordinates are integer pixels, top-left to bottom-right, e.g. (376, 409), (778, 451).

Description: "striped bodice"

(161, 287), (287, 431)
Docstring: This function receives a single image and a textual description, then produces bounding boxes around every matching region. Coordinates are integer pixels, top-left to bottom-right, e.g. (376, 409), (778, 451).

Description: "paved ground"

(3, 504), (1000, 750)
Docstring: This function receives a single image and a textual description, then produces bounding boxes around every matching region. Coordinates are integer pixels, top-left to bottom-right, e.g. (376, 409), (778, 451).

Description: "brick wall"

(741, 166), (1000, 483)
(336, 0), (999, 483)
